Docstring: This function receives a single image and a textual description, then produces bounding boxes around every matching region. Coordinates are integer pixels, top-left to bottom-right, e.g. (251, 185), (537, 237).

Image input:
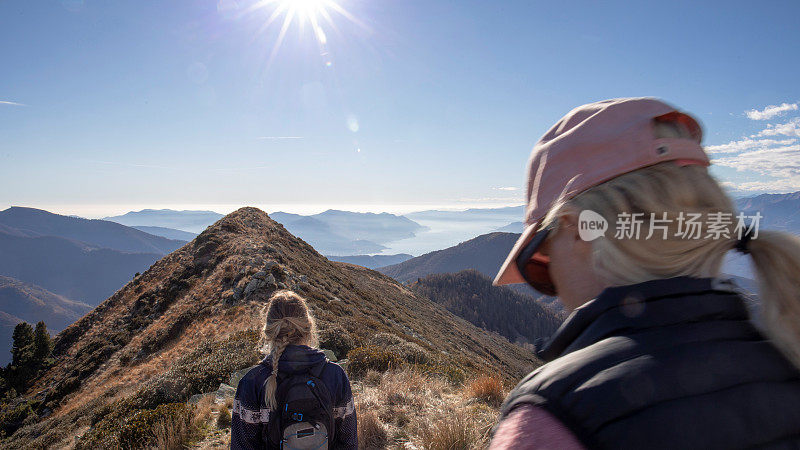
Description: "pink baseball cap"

(493, 97), (710, 289)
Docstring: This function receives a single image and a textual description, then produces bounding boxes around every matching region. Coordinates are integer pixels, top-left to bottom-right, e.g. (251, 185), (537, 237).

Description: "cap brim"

(493, 222), (541, 286)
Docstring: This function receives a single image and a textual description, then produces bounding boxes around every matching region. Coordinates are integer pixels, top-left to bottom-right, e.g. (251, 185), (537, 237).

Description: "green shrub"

(78, 403), (195, 449)
(135, 330), (260, 409)
(368, 332), (404, 347)
(318, 325), (355, 360)
(347, 346), (403, 378)
(217, 407), (232, 428)
(368, 333), (432, 365)
(0, 400), (36, 436)
(77, 331), (260, 448)
(413, 363), (466, 385)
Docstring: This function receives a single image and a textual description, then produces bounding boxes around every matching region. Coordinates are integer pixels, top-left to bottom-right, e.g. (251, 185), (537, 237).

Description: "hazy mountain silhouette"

(378, 232), (523, 282)
(736, 191), (800, 234)
(325, 253), (413, 269)
(103, 209), (225, 233)
(0, 227), (162, 305)
(131, 226), (196, 241)
(495, 221), (524, 232)
(405, 206), (524, 222)
(310, 209), (425, 243)
(0, 207), (185, 255)
(0, 276), (92, 365)
(272, 209), (424, 244)
(270, 213), (387, 255)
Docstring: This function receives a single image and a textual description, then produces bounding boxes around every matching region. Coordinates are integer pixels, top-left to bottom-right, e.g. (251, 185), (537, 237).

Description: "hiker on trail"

(490, 98), (800, 449)
(231, 290), (357, 449)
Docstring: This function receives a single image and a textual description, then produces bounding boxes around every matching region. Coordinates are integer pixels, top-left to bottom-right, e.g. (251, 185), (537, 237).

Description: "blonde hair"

(262, 290), (318, 409)
(542, 161), (800, 369)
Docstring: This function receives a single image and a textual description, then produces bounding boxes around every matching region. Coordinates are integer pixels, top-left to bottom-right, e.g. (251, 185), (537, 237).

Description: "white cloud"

(745, 102), (798, 120)
(755, 117), (800, 138)
(725, 177), (800, 193)
(0, 100), (26, 106)
(493, 187), (519, 191)
(705, 137), (796, 154)
(708, 107), (800, 192)
(714, 144), (800, 179)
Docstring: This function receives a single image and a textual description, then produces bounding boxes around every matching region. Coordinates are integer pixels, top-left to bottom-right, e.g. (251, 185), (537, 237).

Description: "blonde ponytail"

(545, 161), (800, 370)
(261, 291), (318, 410)
(745, 231), (800, 369)
(264, 337), (290, 410)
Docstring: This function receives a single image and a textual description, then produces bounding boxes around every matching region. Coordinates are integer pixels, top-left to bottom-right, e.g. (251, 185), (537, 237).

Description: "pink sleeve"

(489, 404), (586, 450)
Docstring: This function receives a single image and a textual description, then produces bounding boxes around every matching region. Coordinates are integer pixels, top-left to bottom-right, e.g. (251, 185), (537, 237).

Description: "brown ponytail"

(262, 290), (318, 409)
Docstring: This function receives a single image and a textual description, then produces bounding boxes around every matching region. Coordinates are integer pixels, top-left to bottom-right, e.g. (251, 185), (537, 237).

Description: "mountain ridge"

(0, 207), (185, 255)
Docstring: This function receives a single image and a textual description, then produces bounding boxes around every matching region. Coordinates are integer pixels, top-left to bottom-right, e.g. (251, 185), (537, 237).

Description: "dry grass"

(353, 367), (499, 449)
(193, 395), (215, 426)
(465, 375), (506, 407)
(364, 370), (382, 386)
(416, 408), (494, 450)
(357, 409), (388, 449)
(153, 412), (198, 450)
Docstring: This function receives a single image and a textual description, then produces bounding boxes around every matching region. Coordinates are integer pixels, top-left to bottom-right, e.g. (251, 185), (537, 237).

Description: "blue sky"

(1, 0), (799, 218)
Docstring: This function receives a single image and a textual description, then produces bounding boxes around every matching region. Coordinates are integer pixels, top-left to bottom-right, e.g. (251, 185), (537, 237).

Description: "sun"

(247, 0), (364, 68)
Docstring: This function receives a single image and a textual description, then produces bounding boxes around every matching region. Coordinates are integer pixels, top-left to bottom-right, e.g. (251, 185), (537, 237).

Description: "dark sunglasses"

(515, 219), (558, 296)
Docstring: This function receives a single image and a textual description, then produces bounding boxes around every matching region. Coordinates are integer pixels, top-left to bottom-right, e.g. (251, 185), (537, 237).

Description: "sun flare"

(248, 0), (363, 68)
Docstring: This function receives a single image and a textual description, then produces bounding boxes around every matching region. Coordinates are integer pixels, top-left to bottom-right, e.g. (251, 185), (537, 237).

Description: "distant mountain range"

(377, 231), (560, 313)
(103, 209), (224, 233)
(378, 232), (523, 283)
(131, 226), (197, 241)
(325, 253), (413, 269)
(495, 221), (524, 233)
(304, 210), (425, 243)
(406, 206), (524, 223)
(0, 207), (186, 254)
(0, 276), (92, 365)
(103, 208), (426, 256)
(271, 210), (424, 256)
(736, 191), (800, 234)
(0, 227), (161, 305)
(270, 212), (386, 255)
(0, 207), (177, 312)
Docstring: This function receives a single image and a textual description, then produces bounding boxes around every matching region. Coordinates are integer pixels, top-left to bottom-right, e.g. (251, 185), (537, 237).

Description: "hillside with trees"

(410, 270), (562, 349)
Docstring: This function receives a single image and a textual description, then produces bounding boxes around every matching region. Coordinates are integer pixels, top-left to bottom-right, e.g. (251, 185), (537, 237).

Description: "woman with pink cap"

(490, 98), (800, 449)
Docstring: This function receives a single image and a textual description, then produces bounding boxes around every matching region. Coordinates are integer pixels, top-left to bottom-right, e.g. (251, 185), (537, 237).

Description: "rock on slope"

(6, 207), (540, 448)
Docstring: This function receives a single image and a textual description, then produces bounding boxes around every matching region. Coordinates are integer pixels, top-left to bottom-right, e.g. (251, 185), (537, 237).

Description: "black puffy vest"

(500, 277), (800, 449)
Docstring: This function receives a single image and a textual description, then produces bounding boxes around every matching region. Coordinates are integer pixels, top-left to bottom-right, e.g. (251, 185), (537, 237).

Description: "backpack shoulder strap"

(310, 360), (327, 379)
